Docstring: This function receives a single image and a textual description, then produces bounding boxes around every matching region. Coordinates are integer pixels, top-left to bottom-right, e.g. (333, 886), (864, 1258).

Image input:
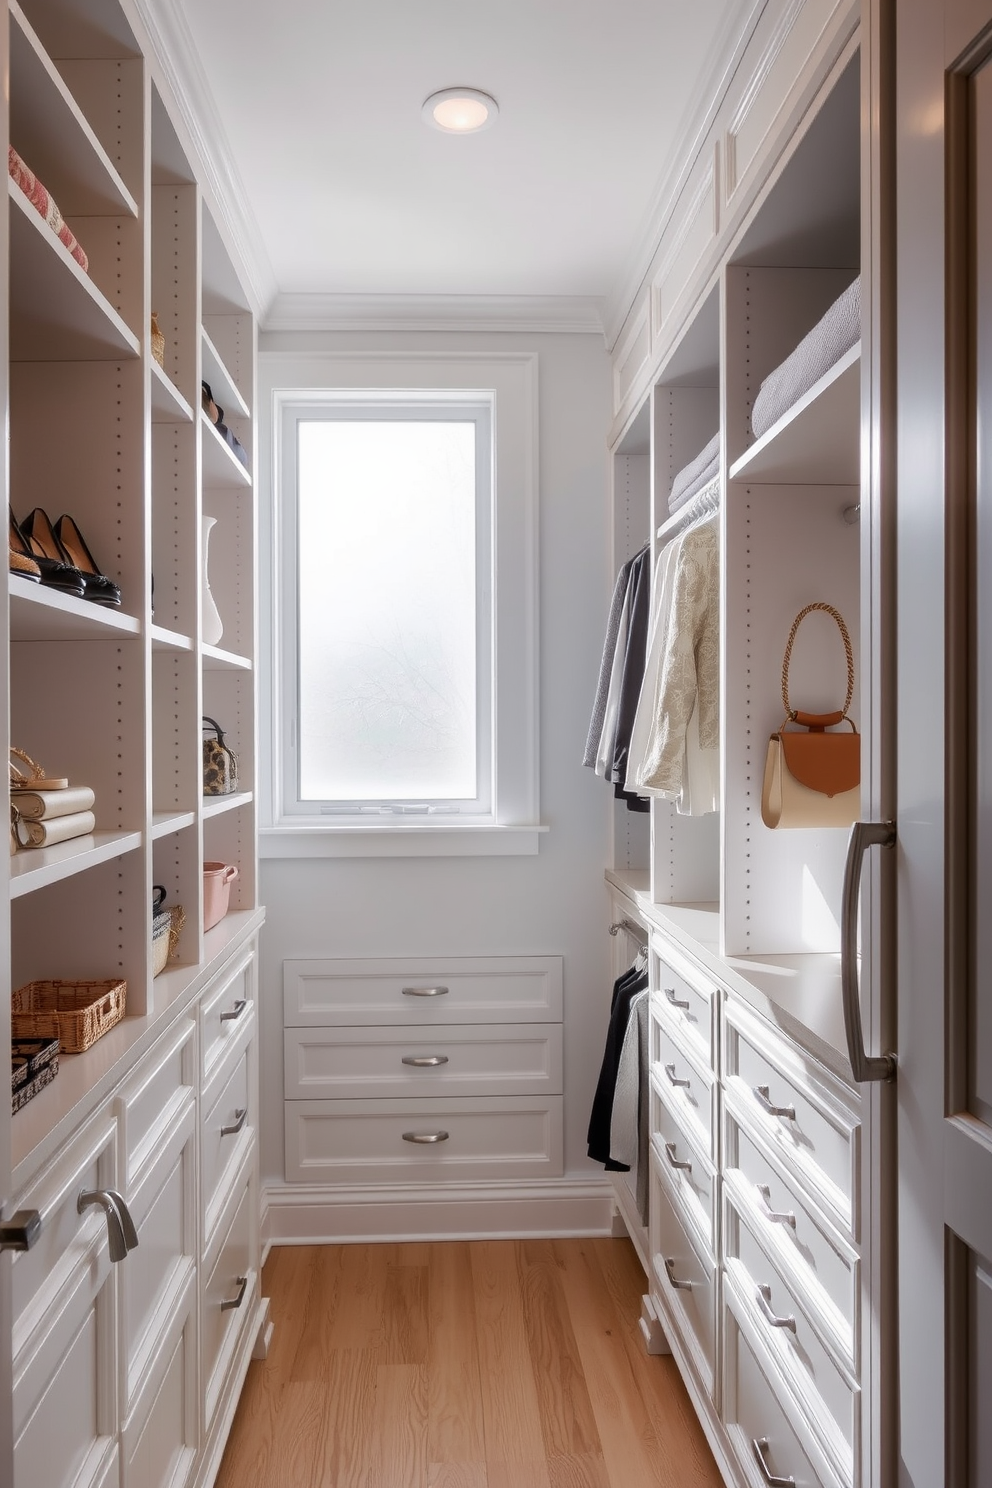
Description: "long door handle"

(751, 1437), (794, 1486)
(841, 821), (897, 1082)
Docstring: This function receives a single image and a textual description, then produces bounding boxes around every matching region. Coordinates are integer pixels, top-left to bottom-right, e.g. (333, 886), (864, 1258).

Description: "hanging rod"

(656, 474), (721, 544)
(609, 917), (649, 947)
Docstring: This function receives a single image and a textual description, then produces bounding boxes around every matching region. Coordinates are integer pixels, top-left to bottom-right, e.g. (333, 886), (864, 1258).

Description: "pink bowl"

(203, 861), (238, 930)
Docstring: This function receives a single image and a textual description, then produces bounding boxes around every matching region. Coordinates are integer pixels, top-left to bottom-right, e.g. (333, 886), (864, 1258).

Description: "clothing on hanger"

(586, 956), (649, 1167)
(609, 987), (651, 1223)
(625, 511), (719, 811)
(584, 545), (651, 813)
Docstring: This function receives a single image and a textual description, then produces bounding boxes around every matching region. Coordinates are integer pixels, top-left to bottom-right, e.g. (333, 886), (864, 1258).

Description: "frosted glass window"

(296, 411), (491, 807)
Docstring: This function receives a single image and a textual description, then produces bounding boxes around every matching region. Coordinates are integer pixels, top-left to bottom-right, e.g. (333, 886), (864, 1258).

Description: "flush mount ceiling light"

(422, 87), (499, 134)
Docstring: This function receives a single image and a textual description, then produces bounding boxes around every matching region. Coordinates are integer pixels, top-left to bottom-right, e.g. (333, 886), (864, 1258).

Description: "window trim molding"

(259, 350), (542, 856)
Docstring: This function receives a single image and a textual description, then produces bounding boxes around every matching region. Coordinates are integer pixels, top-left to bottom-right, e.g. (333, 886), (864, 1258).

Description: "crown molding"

(133, 0), (279, 319)
(262, 292), (606, 337)
(603, 0), (766, 351)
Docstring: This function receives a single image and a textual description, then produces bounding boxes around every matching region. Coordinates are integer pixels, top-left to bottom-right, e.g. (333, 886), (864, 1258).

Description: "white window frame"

(259, 351), (544, 857)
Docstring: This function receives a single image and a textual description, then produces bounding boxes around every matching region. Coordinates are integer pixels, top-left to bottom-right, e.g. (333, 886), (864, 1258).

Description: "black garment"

(587, 961), (650, 1167)
(607, 546), (651, 790)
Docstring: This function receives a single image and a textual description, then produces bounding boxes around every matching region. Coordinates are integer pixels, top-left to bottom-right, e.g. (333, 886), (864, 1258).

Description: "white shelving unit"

(2, 2), (264, 1485)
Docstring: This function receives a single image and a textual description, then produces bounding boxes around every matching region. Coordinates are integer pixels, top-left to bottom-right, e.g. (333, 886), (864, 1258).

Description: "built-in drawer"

(285, 1095), (564, 1184)
(652, 940), (716, 1066)
(724, 996), (860, 1236)
(123, 1303), (197, 1488)
(202, 1175), (255, 1434)
(117, 1015), (196, 1183)
(123, 1099), (196, 1415)
(200, 949), (254, 1084)
(650, 1147), (717, 1392)
(726, 1117), (858, 1363)
(11, 1112), (120, 1488)
(284, 1023), (563, 1099)
(723, 1291), (843, 1488)
(651, 1009), (715, 1158)
(202, 1045), (252, 1245)
(283, 956), (563, 1027)
(725, 1191), (859, 1485)
(650, 1075), (716, 1253)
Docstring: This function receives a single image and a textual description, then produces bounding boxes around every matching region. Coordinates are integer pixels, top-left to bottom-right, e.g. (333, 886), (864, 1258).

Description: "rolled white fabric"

(669, 431), (720, 514)
(751, 276), (861, 439)
(13, 785), (95, 820)
(15, 810), (95, 847)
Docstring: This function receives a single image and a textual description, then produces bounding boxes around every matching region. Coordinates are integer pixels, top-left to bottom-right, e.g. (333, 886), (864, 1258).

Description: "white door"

(895, 0), (992, 1481)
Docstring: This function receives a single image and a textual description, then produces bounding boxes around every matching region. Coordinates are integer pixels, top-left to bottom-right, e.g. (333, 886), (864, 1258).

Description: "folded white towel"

(669, 431), (720, 514)
(751, 276), (861, 439)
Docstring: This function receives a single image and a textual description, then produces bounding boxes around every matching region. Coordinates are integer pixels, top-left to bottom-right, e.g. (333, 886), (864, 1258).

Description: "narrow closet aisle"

(215, 1238), (722, 1488)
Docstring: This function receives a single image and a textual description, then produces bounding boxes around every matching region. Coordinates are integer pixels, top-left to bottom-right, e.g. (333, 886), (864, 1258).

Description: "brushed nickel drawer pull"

(664, 1062), (690, 1089)
(753, 1085), (796, 1121)
(401, 985), (449, 997)
(402, 1130), (449, 1143)
(220, 998), (248, 1023)
(756, 1184), (796, 1229)
(221, 1107), (248, 1137)
(221, 1275), (248, 1312)
(664, 986), (690, 1010)
(401, 1055), (449, 1067)
(756, 1282), (797, 1333)
(664, 1140), (691, 1173)
(664, 1256), (693, 1291)
(752, 1437), (795, 1486)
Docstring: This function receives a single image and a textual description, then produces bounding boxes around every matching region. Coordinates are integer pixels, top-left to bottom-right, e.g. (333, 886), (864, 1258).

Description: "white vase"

(201, 515), (223, 646)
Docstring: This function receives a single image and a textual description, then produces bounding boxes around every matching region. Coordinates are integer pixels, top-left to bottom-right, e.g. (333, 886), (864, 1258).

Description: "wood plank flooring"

(216, 1238), (723, 1488)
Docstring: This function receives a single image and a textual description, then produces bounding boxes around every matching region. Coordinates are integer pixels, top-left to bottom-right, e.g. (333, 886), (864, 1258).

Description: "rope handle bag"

(761, 603), (861, 829)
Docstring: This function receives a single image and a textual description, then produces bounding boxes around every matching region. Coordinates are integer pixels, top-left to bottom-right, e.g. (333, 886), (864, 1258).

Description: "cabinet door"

(896, 0), (992, 1482)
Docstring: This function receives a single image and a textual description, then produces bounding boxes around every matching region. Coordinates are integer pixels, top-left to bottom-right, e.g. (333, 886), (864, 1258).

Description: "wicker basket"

(12, 1033), (60, 1112)
(12, 979), (126, 1053)
(152, 904), (186, 977)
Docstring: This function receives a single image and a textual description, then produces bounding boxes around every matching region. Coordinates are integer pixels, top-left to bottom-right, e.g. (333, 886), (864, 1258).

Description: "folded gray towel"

(751, 276), (861, 439)
(669, 431), (720, 514)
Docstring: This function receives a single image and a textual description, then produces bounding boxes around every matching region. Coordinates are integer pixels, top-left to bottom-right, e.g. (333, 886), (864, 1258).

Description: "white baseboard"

(262, 1177), (616, 1245)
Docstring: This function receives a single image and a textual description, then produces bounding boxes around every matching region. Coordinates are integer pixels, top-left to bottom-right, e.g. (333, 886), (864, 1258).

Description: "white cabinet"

(283, 956), (564, 1188)
(8, 934), (262, 1488)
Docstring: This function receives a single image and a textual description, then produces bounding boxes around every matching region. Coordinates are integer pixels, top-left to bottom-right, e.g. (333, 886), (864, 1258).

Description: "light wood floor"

(215, 1237), (723, 1488)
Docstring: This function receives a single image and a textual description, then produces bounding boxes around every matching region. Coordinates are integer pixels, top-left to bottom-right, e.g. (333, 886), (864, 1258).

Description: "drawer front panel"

(652, 1011), (715, 1157)
(726, 1195), (859, 1480)
(283, 956), (563, 1027)
(15, 1298), (117, 1488)
(650, 1150), (716, 1390)
(202, 1045), (252, 1241)
(724, 1293), (841, 1488)
(118, 1016), (196, 1183)
(725, 1001), (859, 1232)
(652, 943), (716, 1065)
(200, 951), (254, 1082)
(284, 1024), (563, 1099)
(650, 1077), (716, 1251)
(728, 1119), (858, 1357)
(124, 1104), (196, 1407)
(125, 1320), (196, 1488)
(202, 1179), (254, 1432)
(285, 1096), (564, 1183)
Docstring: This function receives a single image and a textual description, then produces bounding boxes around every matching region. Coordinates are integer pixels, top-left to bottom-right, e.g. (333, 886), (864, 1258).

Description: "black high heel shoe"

(50, 512), (122, 609)
(12, 506), (85, 596)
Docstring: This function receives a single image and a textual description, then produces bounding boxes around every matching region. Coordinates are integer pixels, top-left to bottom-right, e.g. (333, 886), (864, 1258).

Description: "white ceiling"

(165, 0), (747, 326)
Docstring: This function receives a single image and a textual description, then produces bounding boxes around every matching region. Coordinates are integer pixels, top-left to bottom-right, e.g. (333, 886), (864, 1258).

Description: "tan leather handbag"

(761, 603), (860, 829)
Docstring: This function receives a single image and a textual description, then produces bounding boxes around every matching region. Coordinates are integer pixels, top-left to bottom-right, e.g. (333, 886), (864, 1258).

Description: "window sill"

(259, 823), (549, 858)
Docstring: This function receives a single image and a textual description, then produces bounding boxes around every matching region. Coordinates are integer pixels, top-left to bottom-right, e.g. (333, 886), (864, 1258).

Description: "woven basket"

(12, 979), (126, 1053)
(150, 311), (166, 368)
(152, 904), (186, 977)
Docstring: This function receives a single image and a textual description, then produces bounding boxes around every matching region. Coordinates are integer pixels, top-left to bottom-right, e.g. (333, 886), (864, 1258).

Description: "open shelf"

(202, 328), (250, 419)
(9, 183), (140, 361)
(9, 0), (138, 218)
(151, 359), (194, 424)
(202, 643), (252, 672)
(729, 343), (860, 485)
(10, 829), (143, 897)
(10, 577), (141, 640)
(201, 410), (251, 488)
(201, 791), (253, 820)
(150, 623), (194, 652)
(152, 811), (196, 839)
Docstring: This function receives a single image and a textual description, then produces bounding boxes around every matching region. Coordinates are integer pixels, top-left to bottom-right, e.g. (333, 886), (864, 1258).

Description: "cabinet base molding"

(262, 1178), (615, 1245)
